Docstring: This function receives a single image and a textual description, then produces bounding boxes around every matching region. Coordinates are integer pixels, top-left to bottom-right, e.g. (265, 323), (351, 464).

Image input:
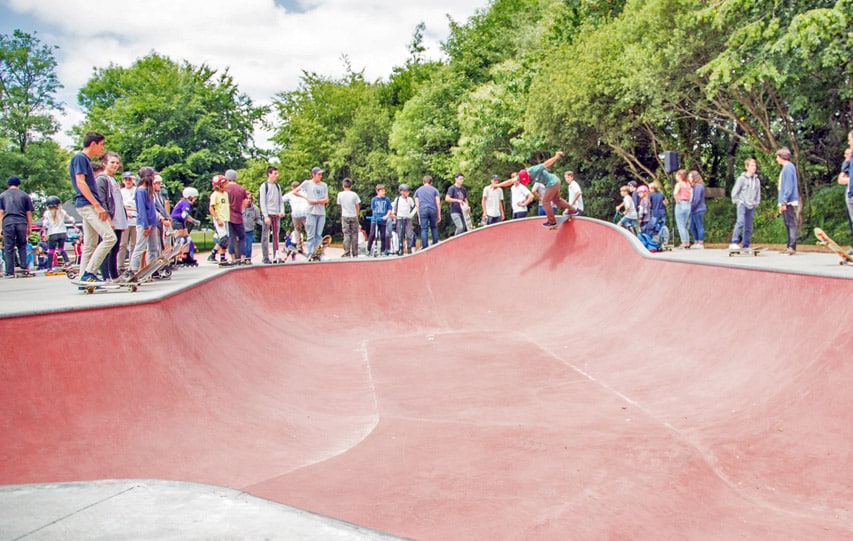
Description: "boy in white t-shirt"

(509, 172), (534, 219)
(564, 171), (583, 216)
(616, 185), (638, 232)
(481, 175), (505, 225)
(336, 178), (361, 257)
(391, 184), (416, 254)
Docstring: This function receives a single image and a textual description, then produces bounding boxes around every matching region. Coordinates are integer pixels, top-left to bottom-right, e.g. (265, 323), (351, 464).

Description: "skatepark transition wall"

(1, 218), (851, 539)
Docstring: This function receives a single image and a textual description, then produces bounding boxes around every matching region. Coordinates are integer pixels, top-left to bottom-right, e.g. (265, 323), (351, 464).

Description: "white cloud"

(4, 0), (488, 150)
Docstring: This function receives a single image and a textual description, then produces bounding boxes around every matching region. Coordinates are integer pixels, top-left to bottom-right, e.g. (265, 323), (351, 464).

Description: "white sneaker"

(691, 244), (704, 249)
(728, 243), (740, 250)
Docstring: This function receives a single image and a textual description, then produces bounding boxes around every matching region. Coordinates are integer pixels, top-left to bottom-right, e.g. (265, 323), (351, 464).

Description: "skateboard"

(814, 227), (853, 265)
(125, 237), (187, 281)
(728, 246), (765, 257)
(73, 238), (187, 293)
(308, 235), (332, 262)
(545, 214), (572, 230)
(461, 204), (475, 232)
(218, 259), (252, 267)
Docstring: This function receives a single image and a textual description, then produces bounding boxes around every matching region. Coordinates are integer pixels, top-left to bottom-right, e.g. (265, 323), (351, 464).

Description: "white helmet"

(182, 187), (199, 199)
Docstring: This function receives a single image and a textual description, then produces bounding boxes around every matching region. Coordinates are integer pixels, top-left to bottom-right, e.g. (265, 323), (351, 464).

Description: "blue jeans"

(674, 201), (691, 245)
(689, 211), (705, 242)
(731, 204), (756, 247)
(304, 214), (326, 255)
(419, 207), (439, 248)
(243, 230), (255, 259)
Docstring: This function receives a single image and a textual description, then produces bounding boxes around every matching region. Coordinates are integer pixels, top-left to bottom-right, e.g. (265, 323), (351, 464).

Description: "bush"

(190, 229), (215, 252)
(807, 184), (850, 244)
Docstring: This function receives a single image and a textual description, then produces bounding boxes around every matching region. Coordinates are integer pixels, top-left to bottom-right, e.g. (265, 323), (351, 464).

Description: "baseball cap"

(490, 174), (500, 180)
(627, 181), (638, 187)
(517, 169), (530, 185)
(224, 169), (238, 181)
(121, 171), (135, 179)
(6, 175), (21, 186)
(311, 167), (324, 175)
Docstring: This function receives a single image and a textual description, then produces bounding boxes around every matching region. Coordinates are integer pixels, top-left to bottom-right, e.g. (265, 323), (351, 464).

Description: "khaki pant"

(77, 205), (117, 276)
(118, 226), (136, 270)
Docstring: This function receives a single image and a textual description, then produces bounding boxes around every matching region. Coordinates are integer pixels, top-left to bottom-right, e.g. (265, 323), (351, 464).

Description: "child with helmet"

(41, 195), (74, 269)
(171, 186), (199, 263)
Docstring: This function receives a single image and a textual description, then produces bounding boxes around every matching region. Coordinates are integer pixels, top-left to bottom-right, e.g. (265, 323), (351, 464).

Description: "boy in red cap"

(500, 151), (575, 227)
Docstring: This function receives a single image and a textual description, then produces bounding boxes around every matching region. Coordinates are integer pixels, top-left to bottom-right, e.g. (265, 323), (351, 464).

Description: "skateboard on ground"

(308, 235), (332, 262)
(727, 246), (765, 257)
(70, 279), (129, 293)
(814, 227), (853, 265)
(461, 204), (475, 232)
(545, 214), (572, 230)
(72, 238), (186, 293)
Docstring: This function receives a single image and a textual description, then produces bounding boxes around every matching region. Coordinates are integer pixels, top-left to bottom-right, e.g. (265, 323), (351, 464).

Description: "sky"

(0, 0), (490, 150)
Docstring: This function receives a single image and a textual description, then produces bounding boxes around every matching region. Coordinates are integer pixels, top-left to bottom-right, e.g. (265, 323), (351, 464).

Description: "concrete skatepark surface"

(1, 218), (851, 539)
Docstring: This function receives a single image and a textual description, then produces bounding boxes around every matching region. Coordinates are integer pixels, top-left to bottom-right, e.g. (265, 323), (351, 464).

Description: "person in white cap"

(296, 166), (328, 256)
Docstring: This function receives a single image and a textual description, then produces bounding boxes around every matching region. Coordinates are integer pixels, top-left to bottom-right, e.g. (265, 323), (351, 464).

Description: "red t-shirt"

(224, 183), (247, 223)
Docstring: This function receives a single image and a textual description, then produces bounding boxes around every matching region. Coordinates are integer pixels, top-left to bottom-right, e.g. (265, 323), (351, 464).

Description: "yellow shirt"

(210, 190), (230, 223)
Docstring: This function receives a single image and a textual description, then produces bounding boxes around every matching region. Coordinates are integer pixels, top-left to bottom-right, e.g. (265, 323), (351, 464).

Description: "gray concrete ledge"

(0, 479), (404, 540)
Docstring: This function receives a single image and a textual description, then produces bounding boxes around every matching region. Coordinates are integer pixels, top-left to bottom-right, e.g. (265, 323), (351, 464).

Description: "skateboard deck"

(308, 235), (332, 262)
(71, 278), (143, 294)
(119, 237), (186, 283)
(461, 204), (475, 232)
(814, 227), (853, 265)
(545, 214), (572, 230)
(727, 246), (765, 257)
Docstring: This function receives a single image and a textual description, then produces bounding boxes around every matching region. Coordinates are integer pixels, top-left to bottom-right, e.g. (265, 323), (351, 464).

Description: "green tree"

(75, 53), (266, 204)
(696, 0), (853, 216)
(0, 140), (70, 199)
(0, 30), (63, 154)
(271, 63), (398, 237)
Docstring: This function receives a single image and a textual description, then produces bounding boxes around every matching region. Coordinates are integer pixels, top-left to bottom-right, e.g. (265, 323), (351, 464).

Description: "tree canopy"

(75, 53), (267, 203)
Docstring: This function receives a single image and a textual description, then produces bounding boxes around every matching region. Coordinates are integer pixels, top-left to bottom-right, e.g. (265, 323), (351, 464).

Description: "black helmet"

(46, 195), (61, 207)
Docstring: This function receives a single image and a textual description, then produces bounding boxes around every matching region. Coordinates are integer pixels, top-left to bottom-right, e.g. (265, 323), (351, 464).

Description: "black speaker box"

(664, 151), (679, 174)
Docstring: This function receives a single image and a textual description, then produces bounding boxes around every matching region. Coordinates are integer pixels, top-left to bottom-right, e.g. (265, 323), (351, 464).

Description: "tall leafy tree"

(271, 64), (397, 236)
(0, 29), (63, 154)
(75, 53), (266, 200)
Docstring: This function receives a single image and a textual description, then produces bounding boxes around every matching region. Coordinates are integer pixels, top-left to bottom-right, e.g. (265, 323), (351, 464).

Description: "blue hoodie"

(135, 187), (158, 228)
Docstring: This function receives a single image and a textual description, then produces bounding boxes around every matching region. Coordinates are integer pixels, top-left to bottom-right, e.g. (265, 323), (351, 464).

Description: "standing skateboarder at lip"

(496, 151), (576, 228)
